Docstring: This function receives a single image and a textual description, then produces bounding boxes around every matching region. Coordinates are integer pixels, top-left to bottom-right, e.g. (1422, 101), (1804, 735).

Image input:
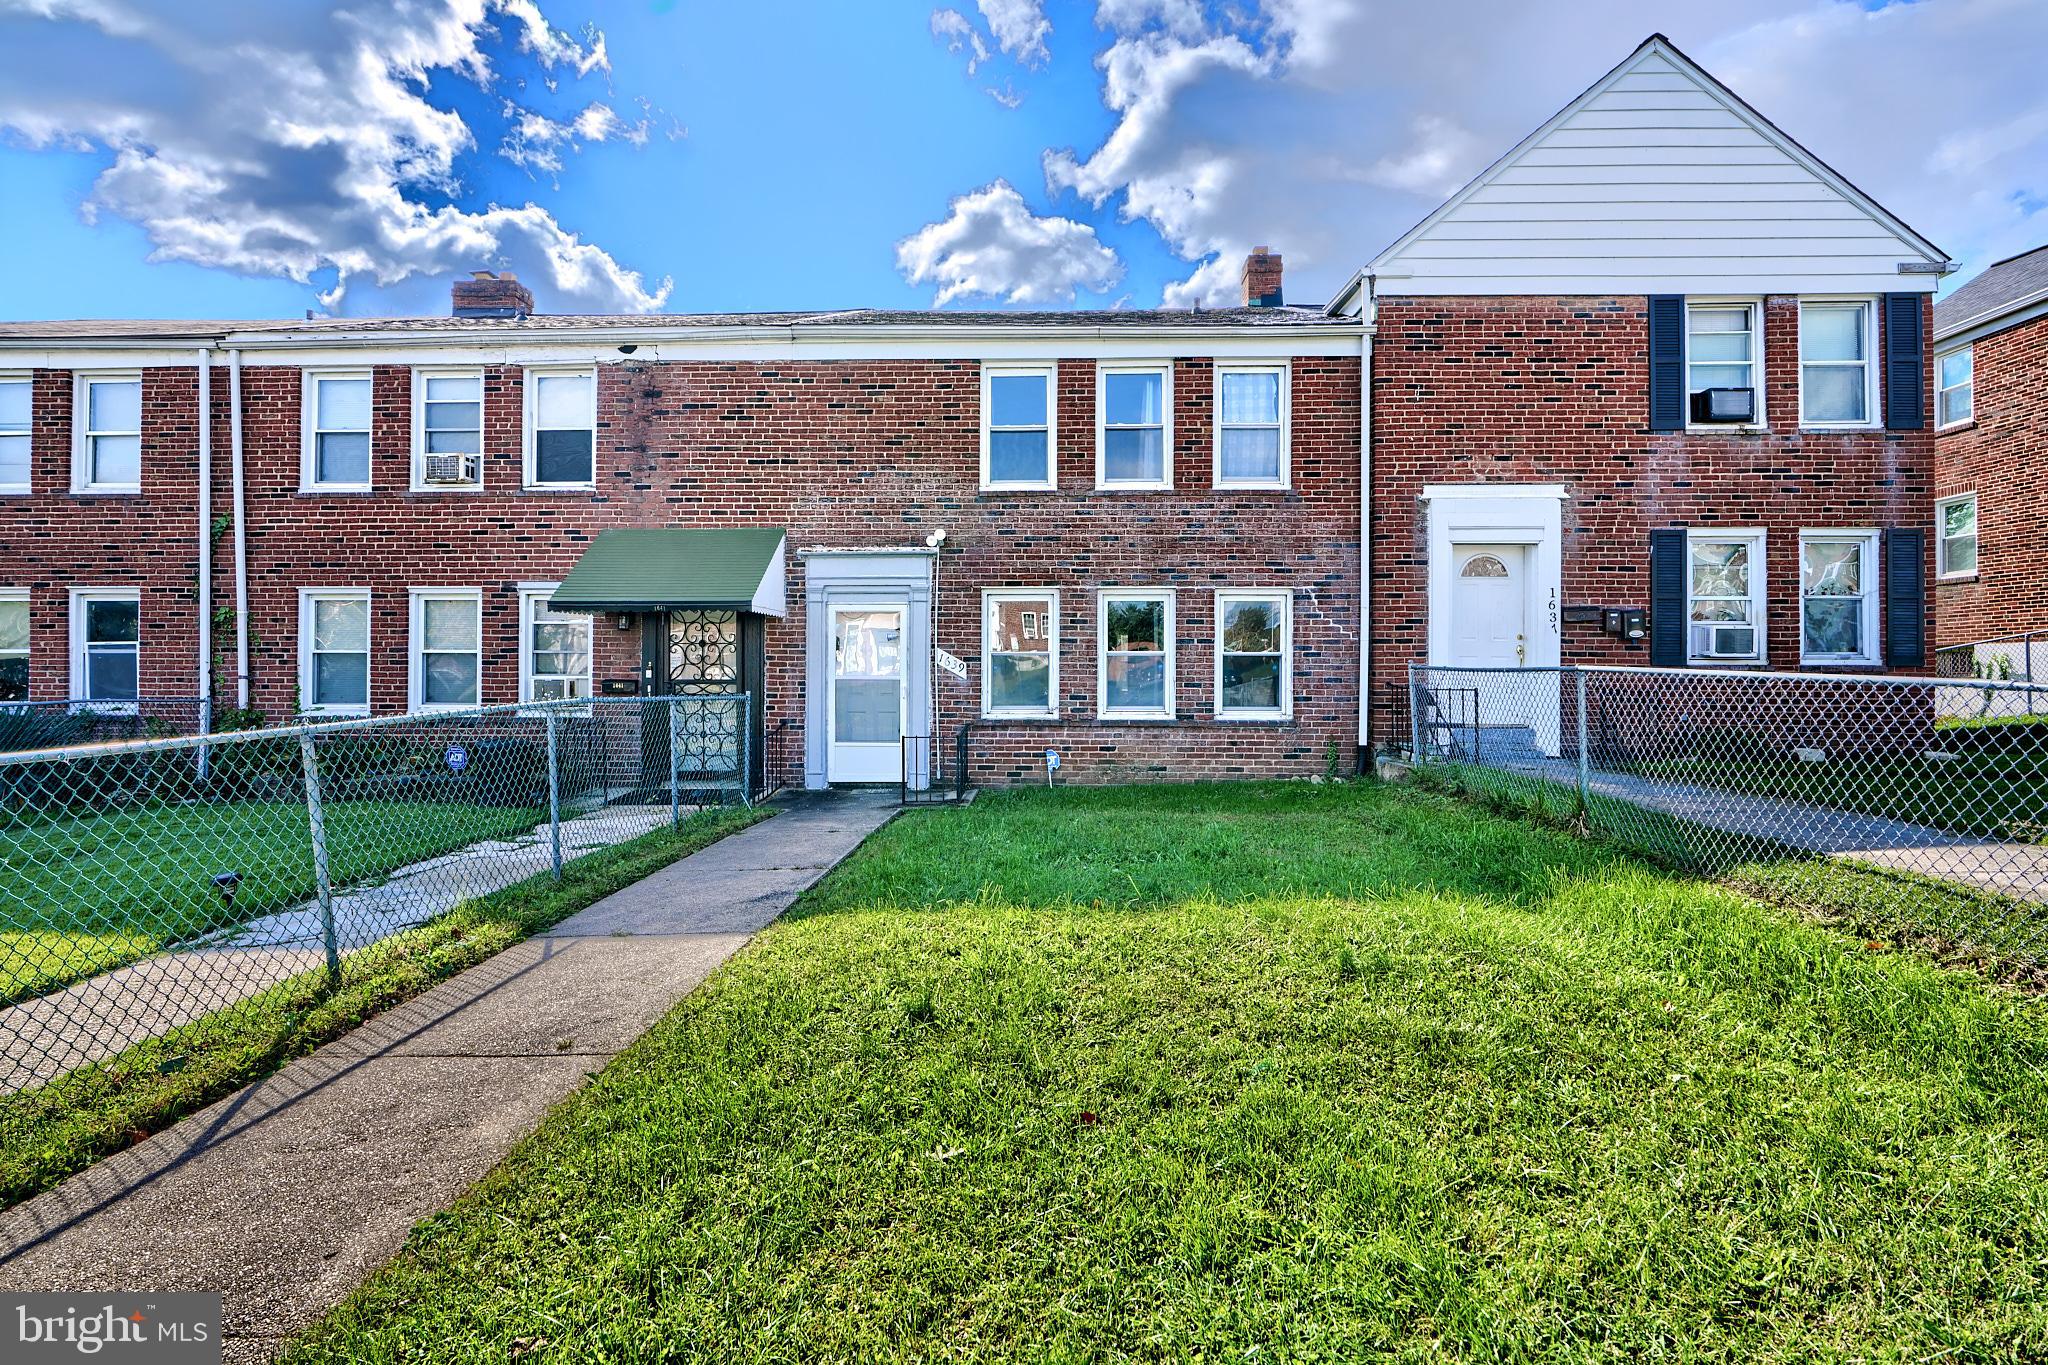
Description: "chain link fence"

(0, 698), (215, 755)
(0, 694), (752, 1096)
(1406, 663), (2048, 959)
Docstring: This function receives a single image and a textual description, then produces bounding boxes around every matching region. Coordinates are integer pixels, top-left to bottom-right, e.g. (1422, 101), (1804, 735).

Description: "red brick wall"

(1934, 310), (2048, 647)
(4, 354), (1361, 788)
(1370, 294), (1936, 745)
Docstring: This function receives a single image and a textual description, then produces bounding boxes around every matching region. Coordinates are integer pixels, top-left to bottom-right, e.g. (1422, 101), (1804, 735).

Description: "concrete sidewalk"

(0, 788), (899, 1364)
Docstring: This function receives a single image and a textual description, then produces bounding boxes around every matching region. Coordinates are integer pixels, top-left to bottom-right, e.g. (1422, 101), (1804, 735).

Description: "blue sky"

(0, 1), (2043, 320)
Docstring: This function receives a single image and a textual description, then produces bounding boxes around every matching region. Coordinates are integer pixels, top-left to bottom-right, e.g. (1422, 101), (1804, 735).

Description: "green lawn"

(292, 783), (2048, 1362)
(0, 799), (546, 1007)
(1648, 750), (2048, 842)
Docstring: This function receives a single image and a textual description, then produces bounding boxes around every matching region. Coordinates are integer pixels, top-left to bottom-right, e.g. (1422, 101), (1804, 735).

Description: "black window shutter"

(1649, 528), (1687, 667)
(1648, 295), (1684, 432)
(1884, 293), (1925, 431)
(1882, 528), (1926, 668)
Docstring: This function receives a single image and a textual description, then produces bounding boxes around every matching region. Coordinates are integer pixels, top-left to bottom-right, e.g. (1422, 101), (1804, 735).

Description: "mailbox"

(1619, 609), (1646, 641)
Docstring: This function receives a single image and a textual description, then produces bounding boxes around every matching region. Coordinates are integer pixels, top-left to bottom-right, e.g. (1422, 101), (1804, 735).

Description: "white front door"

(828, 605), (905, 783)
(1448, 544), (1527, 668)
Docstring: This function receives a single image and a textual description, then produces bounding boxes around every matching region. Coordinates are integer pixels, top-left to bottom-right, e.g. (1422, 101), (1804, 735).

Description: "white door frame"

(826, 601), (908, 783)
(800, 549), (935, 790)
(1423, 484), (1566, 754)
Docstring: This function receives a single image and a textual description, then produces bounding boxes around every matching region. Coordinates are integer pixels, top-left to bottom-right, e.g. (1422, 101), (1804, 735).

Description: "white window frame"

(517, 583), (594, 707)
(1095, 361), (1173, 491)
(981, 588), (1060, 720)
(1683, 298), (1766, 431)
(72, 372), (142, 494)
(1213, 589), (1291, 720)
(1936, 346), (1974, 430)
(68, 587), (140, 710)
(522, 368), (598, 490)
(0, 373), (30, 495)
(979, 363), (1058, 491)
(1798, 529), (1882, 667)
(1096, 587), (1175, 720)
(1937, 492), (1979, 580)
(0, 587), (28, 701)
(300, 369), (374, 492)
(410, 368), (486, 492)
(1684, 528), (1766, 665)
(1797, 298), (1879, 430)
(407, 587), (483, 712)
(298, 588), (373, 716)
(1211, 361), (1290, 489)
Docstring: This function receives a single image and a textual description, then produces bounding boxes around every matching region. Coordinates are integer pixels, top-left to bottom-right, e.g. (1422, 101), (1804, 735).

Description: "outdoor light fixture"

(616, 613), (633, 630)
(211, 871), (241, 916)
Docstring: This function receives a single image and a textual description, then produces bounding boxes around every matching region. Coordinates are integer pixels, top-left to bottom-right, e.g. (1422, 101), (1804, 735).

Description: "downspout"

(230, 349), (249, 709)
(1357, 275), (1375, 770)
(196, 348), (212, 720)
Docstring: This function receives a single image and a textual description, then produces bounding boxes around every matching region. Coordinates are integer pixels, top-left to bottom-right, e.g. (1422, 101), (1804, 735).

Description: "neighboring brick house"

(0, 33), (1951, 786)
(1931, 244), (2048, 675)
(1329, 34), (1947, 749)
(0, 286), (1364, 789)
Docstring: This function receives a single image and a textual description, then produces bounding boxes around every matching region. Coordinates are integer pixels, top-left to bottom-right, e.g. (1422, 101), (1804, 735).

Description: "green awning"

(550, 527), (787, 616)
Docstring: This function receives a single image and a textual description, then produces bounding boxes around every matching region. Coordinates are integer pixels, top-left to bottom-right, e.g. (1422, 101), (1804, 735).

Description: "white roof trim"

(1365, 34), (1947, 281)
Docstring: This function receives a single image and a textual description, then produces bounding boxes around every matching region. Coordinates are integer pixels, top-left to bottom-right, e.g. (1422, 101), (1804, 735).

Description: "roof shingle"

(1935, 244), (2048, 340)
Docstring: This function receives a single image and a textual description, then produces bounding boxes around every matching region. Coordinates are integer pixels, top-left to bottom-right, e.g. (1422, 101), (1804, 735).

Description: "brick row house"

(0, 35), (1951, 787)
(1931, 244), (2048, 676)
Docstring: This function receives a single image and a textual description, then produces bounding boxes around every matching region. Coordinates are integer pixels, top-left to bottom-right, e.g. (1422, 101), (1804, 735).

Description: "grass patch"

(292, 783), (2048, 1361)
(0, 803), (769, 1210)
(0, 799), (549, 1007)
(1644, 749), (2048, 842)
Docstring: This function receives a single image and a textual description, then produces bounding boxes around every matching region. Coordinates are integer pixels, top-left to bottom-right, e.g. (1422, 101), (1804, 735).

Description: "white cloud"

(978, 0), (1050, 67)
(896, 179), (1122, 306)
(1033, 0), (2042, 306)
(0, 0), (668, 313)
(929, 8), (989, 76)
(499, 101), (644, 178)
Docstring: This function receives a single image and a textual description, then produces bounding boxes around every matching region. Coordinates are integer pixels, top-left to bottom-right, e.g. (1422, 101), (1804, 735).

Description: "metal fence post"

(544, 708), (563, 881)
(1408, 664), (1425, 762)
(1573, 666), (1592, 829)
(197, 695), (213, 785)
(668, 698), (683, 829)
(739, 693), (753, 808)
(297, 732), (340, 986)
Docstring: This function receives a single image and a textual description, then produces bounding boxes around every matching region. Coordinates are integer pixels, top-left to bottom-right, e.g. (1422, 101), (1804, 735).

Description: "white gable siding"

(1371, 44), (1944, 298)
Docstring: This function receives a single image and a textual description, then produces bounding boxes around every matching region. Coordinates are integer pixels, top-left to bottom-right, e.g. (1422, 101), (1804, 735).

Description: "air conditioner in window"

(1690, 387), (1756, 424)
(422, 453), (481, 485)
(1690, 621), (1756, 659)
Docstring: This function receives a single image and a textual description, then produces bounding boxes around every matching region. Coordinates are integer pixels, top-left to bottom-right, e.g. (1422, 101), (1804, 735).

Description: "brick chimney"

(451, 270), (534, 319)
(1240, 246), (1283, 308)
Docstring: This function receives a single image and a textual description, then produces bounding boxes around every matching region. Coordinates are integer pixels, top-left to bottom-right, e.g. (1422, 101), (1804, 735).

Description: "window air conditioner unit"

(1690, 387), (1755, 424)
(422, 453), (480, 485)
(1690, 621), (1756, 659)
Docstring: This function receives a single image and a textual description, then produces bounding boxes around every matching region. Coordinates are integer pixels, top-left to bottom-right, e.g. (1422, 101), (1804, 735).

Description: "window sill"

(1684, 658), (1765, 669)
(1213, 481), (1291, 493)
(978, 484), (1059, 495)
(1094, 484), (1174, 494)
(301, 708), (371, 719)
(1936, 420), (1978, 436)
(1797, 423), (1883, 434)
(522, 483), (598, 494)
(299, 487), (376, 497)
(406, 486), (487, 495)
(0, 487), (30, 497)
(1937, 572), (1980, 585)
(68, 488), (141, 497)
(980, 711), (1060, 723)
(1095, 714), (1177, 725)
(1214, 712), (1293, 724)
(1682, 424), (1768, 436)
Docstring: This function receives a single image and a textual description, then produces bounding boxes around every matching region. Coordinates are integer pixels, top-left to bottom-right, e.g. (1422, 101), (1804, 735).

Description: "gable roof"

(1361, 33), (1949, 299)
(1934, 244), (2048, 342)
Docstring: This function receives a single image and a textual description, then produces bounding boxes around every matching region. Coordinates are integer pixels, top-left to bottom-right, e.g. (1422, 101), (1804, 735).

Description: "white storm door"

(828, 605), (905, 782)
(1448, 545), (1528, 669)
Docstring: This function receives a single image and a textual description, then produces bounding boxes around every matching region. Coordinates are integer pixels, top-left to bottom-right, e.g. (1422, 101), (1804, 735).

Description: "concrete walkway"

(0, 788), (899, 1364)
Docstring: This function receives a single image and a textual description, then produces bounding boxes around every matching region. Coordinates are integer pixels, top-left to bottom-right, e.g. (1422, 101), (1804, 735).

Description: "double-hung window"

(1215, 590), (1290, 718)
(300, 589), (371, 714)
(1799, 530), (1880, 665)
(519, 585), (592, 702)
(1685, 531), (1765, 663)
(304, 372), (372, 490)
(413, 371), (484, 489)
(0, 590), (26, 702)
(1097, 363), (1171, 489)
(983, 589), (1058, 718)
(1799, 300), (1876, 427)
(526, 370), (596, 488)
(981, 364), (1056, 489)
(1098, 589), (1174, 719)
(1684, 301), (1759, 422)
(1214, 363), (1288, 487)
(75, 375), (141, 492)
(1937, 493), (1978, 579)
(0, 376), (29, 494)
(71, 589), (139, 705)
(409, 589), (481, 710)
(1937, 347), (1974, 428)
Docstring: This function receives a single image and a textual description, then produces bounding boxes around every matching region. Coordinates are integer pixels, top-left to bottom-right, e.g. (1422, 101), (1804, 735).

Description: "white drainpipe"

(1357, 278), (1375, 762)
(229, 349), (250, 709)
(196, 348), (212, 717)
